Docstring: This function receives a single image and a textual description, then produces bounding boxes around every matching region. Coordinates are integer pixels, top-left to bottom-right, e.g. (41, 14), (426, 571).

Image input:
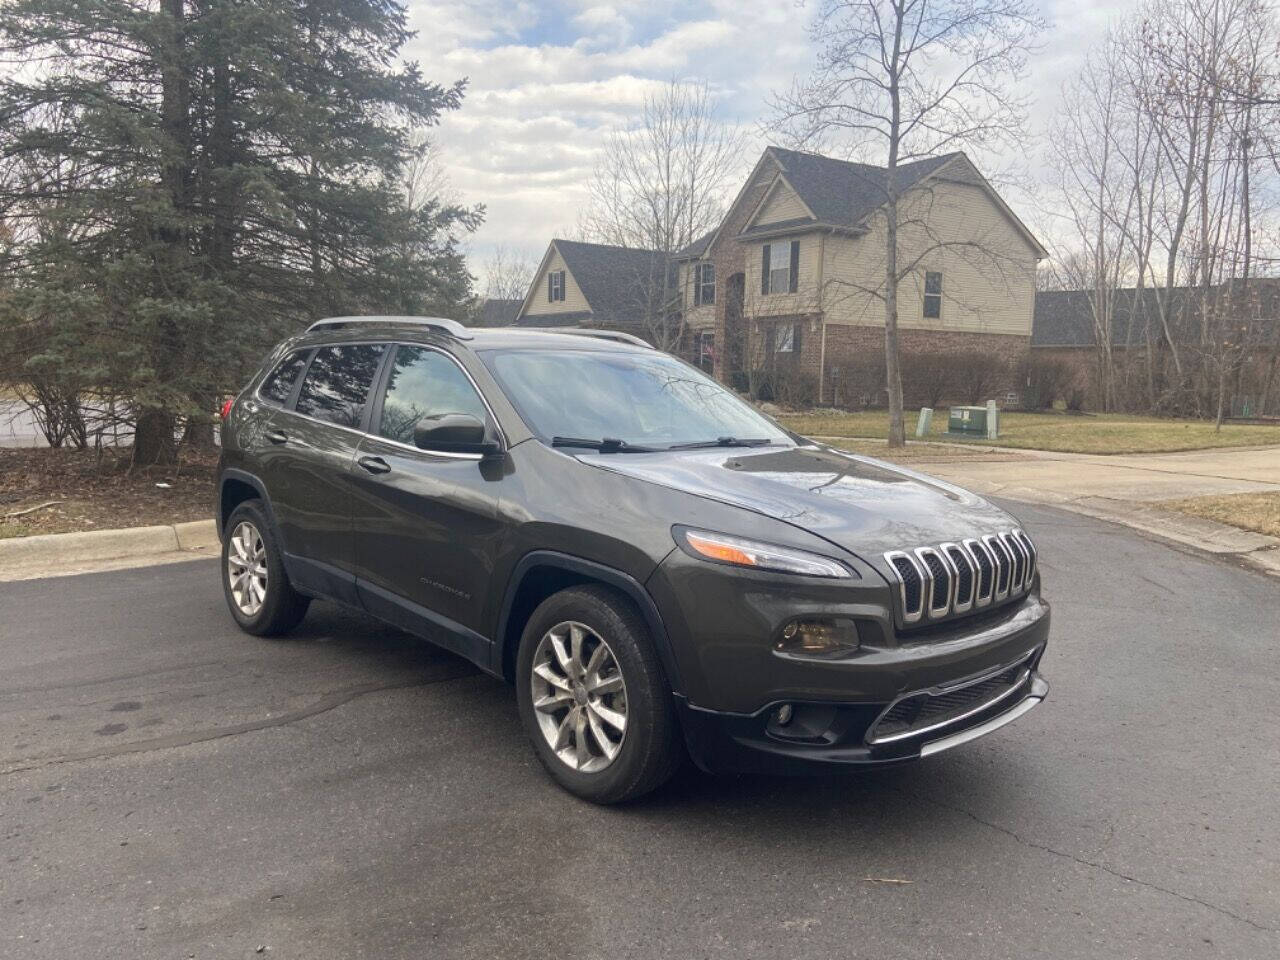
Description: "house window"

(695, 262), (715, 306)
(696, 331), (715, 372)
(774, 323), (795, 353)
(762, 240), (799, 294)
(923, 271), (942, 319)
(548, 270), (566, 302)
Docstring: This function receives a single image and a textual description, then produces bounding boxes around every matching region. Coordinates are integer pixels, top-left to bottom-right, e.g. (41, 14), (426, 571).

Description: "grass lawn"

(1161, 492), (1280, 538)
(777, 410), (1280, 455)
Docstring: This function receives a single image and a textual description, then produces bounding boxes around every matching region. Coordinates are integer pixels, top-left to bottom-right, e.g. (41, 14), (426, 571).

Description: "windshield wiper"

(551, 436), (657, 453)
(668, 436), (775, 450)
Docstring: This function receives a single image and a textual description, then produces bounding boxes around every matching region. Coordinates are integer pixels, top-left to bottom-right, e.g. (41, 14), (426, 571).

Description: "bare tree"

(481, 245), (535, 302)
(580, 79), (748, 349)
(769, 0), (1045, 445)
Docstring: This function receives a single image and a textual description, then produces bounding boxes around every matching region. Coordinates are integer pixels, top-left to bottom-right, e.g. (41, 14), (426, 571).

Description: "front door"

(258, 342), (387, 603)
(349, 343), (508, 660)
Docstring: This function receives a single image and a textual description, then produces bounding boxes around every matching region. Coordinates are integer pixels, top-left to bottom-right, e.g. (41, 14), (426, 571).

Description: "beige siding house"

(516, 239), (671, 335)
(512, 148), (1045, 405)
(671, 147), (1046, 403)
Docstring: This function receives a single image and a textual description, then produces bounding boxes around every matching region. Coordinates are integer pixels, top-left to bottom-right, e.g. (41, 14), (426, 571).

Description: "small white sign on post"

(986, 399), (999, 440)
(916, 407), (932, 438)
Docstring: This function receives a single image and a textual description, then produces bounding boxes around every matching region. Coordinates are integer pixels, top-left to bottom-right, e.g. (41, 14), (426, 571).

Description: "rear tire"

(516, 584), (682, 804)
(221, 499), (309, 637)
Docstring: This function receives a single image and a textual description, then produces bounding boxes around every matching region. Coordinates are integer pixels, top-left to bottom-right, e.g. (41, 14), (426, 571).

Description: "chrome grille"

(885, 529), (1037, 626)
(943, 542), (975, 613)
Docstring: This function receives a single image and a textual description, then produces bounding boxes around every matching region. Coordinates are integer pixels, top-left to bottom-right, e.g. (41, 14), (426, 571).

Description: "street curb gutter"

(0, 520), (219, 582)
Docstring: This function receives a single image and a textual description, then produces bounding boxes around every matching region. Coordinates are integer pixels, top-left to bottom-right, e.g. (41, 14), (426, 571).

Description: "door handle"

(265, 430), (288, 445)
(357, 455), (391, 475)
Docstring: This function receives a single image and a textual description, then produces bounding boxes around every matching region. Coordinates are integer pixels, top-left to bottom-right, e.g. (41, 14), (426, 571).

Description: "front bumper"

(676, 650), (1048, 775)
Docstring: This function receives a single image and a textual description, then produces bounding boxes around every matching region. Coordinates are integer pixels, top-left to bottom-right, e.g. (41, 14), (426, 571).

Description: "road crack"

(1, 670), (475, 775)
(909, 789), (1277, 934)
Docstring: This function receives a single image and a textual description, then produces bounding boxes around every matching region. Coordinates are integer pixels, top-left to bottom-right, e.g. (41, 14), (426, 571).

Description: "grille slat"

(886, 530), (1037, 627)
(944, 544), (975, 611)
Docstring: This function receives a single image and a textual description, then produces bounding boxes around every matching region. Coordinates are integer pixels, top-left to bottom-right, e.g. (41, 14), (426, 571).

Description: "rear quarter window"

(258, 349), (311, 406)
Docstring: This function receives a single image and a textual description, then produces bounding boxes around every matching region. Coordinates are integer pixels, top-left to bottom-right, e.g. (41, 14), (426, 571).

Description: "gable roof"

(479, 298), (520, 327)
(761, 147), (958, 230)
(733, 147), (1047, 258)
(1033, 283), (1280, 347)
(517, 239), (672, 330)
(672, 229), (716, 261)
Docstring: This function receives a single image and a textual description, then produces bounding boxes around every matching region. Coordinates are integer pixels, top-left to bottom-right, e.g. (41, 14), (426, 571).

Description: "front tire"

(516, 585), (682, 804)
(221, 499), (309, 636)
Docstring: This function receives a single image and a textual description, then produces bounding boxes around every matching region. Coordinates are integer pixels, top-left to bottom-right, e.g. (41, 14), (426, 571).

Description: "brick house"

(672, 147), (1046, 405)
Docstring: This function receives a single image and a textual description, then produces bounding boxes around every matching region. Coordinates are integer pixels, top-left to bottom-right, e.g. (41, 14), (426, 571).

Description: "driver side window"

(377, 345), (488, 445)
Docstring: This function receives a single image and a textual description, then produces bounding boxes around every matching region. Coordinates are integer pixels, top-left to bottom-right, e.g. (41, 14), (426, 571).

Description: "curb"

(0, 519), (219, 581)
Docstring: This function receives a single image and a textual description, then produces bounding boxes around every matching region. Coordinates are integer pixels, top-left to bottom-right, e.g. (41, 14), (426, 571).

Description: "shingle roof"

(542, 239), (673, 329)
(762, 148), (961, 231)
(1033, 284), (1280, 347)
(515, 310), (594, 327)
(479, 298), (521, 327)
(673, 229), (716, 260)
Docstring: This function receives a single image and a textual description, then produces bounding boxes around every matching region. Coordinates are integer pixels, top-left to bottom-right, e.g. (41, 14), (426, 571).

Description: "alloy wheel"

(227, 521), (268, 617)
(530, 620), (628, 773)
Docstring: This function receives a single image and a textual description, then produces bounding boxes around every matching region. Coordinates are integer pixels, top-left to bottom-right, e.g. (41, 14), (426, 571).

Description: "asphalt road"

(2, 503), (1277, 960)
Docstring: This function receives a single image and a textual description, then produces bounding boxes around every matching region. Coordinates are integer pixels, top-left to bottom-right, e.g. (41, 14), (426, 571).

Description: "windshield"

(481, 348), (792, 450)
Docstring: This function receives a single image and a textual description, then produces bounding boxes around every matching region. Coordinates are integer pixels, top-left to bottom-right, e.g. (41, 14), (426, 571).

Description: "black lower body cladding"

(646, 546), (1050, 774)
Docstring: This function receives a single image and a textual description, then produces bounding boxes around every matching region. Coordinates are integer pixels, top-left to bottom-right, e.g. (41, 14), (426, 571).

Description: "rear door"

(349, 343), (508, 658)
(258, 341), (388, 603)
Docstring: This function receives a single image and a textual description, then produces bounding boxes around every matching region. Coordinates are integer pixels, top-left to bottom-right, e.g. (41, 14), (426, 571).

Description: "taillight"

(219, 398), (234, 420)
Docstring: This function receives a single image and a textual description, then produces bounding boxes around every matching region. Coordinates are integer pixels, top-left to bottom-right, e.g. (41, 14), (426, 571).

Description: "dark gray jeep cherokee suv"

(216, 316), (1049, 802)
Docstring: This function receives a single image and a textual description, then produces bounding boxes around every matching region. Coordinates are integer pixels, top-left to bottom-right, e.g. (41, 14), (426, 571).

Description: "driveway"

(915, 443), (1280, 503)
(2, 503), (1278, 959)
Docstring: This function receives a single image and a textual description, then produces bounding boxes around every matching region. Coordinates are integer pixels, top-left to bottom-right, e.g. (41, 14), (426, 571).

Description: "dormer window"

(548, 270), (566, 302)
(761, 240), (799, 294)
(694, 262), (715, 306)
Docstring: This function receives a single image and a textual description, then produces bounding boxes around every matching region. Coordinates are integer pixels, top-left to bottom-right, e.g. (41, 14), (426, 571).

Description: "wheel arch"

(494, 551), (684, 696)
(218, 469), (277, 540)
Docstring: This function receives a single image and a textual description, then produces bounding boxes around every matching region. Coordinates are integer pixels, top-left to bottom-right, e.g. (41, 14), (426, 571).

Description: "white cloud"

(404, 0), (1139, 290)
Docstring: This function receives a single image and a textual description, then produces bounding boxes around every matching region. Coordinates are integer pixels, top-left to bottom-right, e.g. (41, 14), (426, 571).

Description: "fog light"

(774, 703), (794, 725)
(775, 617), (860, 658)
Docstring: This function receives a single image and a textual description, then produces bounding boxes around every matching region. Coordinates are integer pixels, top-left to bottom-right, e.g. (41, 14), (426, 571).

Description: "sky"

(400, 0), (1137, 291)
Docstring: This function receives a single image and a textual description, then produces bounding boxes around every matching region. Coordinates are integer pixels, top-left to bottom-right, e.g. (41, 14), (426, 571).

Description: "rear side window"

(378, 346), (488, 445)
(295, 344), (386, 428)
(259, 349), (310, 406)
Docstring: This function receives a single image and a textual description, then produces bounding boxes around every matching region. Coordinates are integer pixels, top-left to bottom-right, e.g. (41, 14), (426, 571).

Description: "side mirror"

(413, 413), (502, 456)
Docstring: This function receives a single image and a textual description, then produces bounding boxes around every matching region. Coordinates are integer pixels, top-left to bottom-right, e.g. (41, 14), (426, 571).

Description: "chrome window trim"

(884, 549), (927, 625)
(914, 546), (955, 620)
(965, 537), (995, 607)
(941, 541), (975, 615)
(984, 534), (1012, 601)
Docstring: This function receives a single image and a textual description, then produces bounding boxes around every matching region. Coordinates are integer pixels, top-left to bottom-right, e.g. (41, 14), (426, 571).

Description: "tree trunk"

(134, 408), (177, 465)
(884, 195), (905, 447)
(883, 22), (905, 448)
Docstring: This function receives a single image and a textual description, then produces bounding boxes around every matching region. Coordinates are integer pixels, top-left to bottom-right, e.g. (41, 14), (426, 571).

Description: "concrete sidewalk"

(829, 439), (1280, 577)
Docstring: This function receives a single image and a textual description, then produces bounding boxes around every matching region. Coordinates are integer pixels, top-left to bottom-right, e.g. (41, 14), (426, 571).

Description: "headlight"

(674, 527), (855, 579)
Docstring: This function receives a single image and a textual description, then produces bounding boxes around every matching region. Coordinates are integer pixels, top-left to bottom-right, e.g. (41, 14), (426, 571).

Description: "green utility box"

(948, 405), (989, 438)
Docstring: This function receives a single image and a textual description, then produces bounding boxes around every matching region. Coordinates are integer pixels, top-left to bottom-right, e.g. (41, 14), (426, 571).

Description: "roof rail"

(538, 327), (653, 349)
(306, 316), (473, 340)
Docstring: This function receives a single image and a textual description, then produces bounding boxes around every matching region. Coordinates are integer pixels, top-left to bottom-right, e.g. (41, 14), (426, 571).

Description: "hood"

(576, 444), (1016, 563)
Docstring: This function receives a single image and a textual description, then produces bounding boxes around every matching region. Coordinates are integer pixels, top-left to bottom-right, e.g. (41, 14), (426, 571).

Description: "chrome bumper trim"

(919, 675), (1048, 758)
